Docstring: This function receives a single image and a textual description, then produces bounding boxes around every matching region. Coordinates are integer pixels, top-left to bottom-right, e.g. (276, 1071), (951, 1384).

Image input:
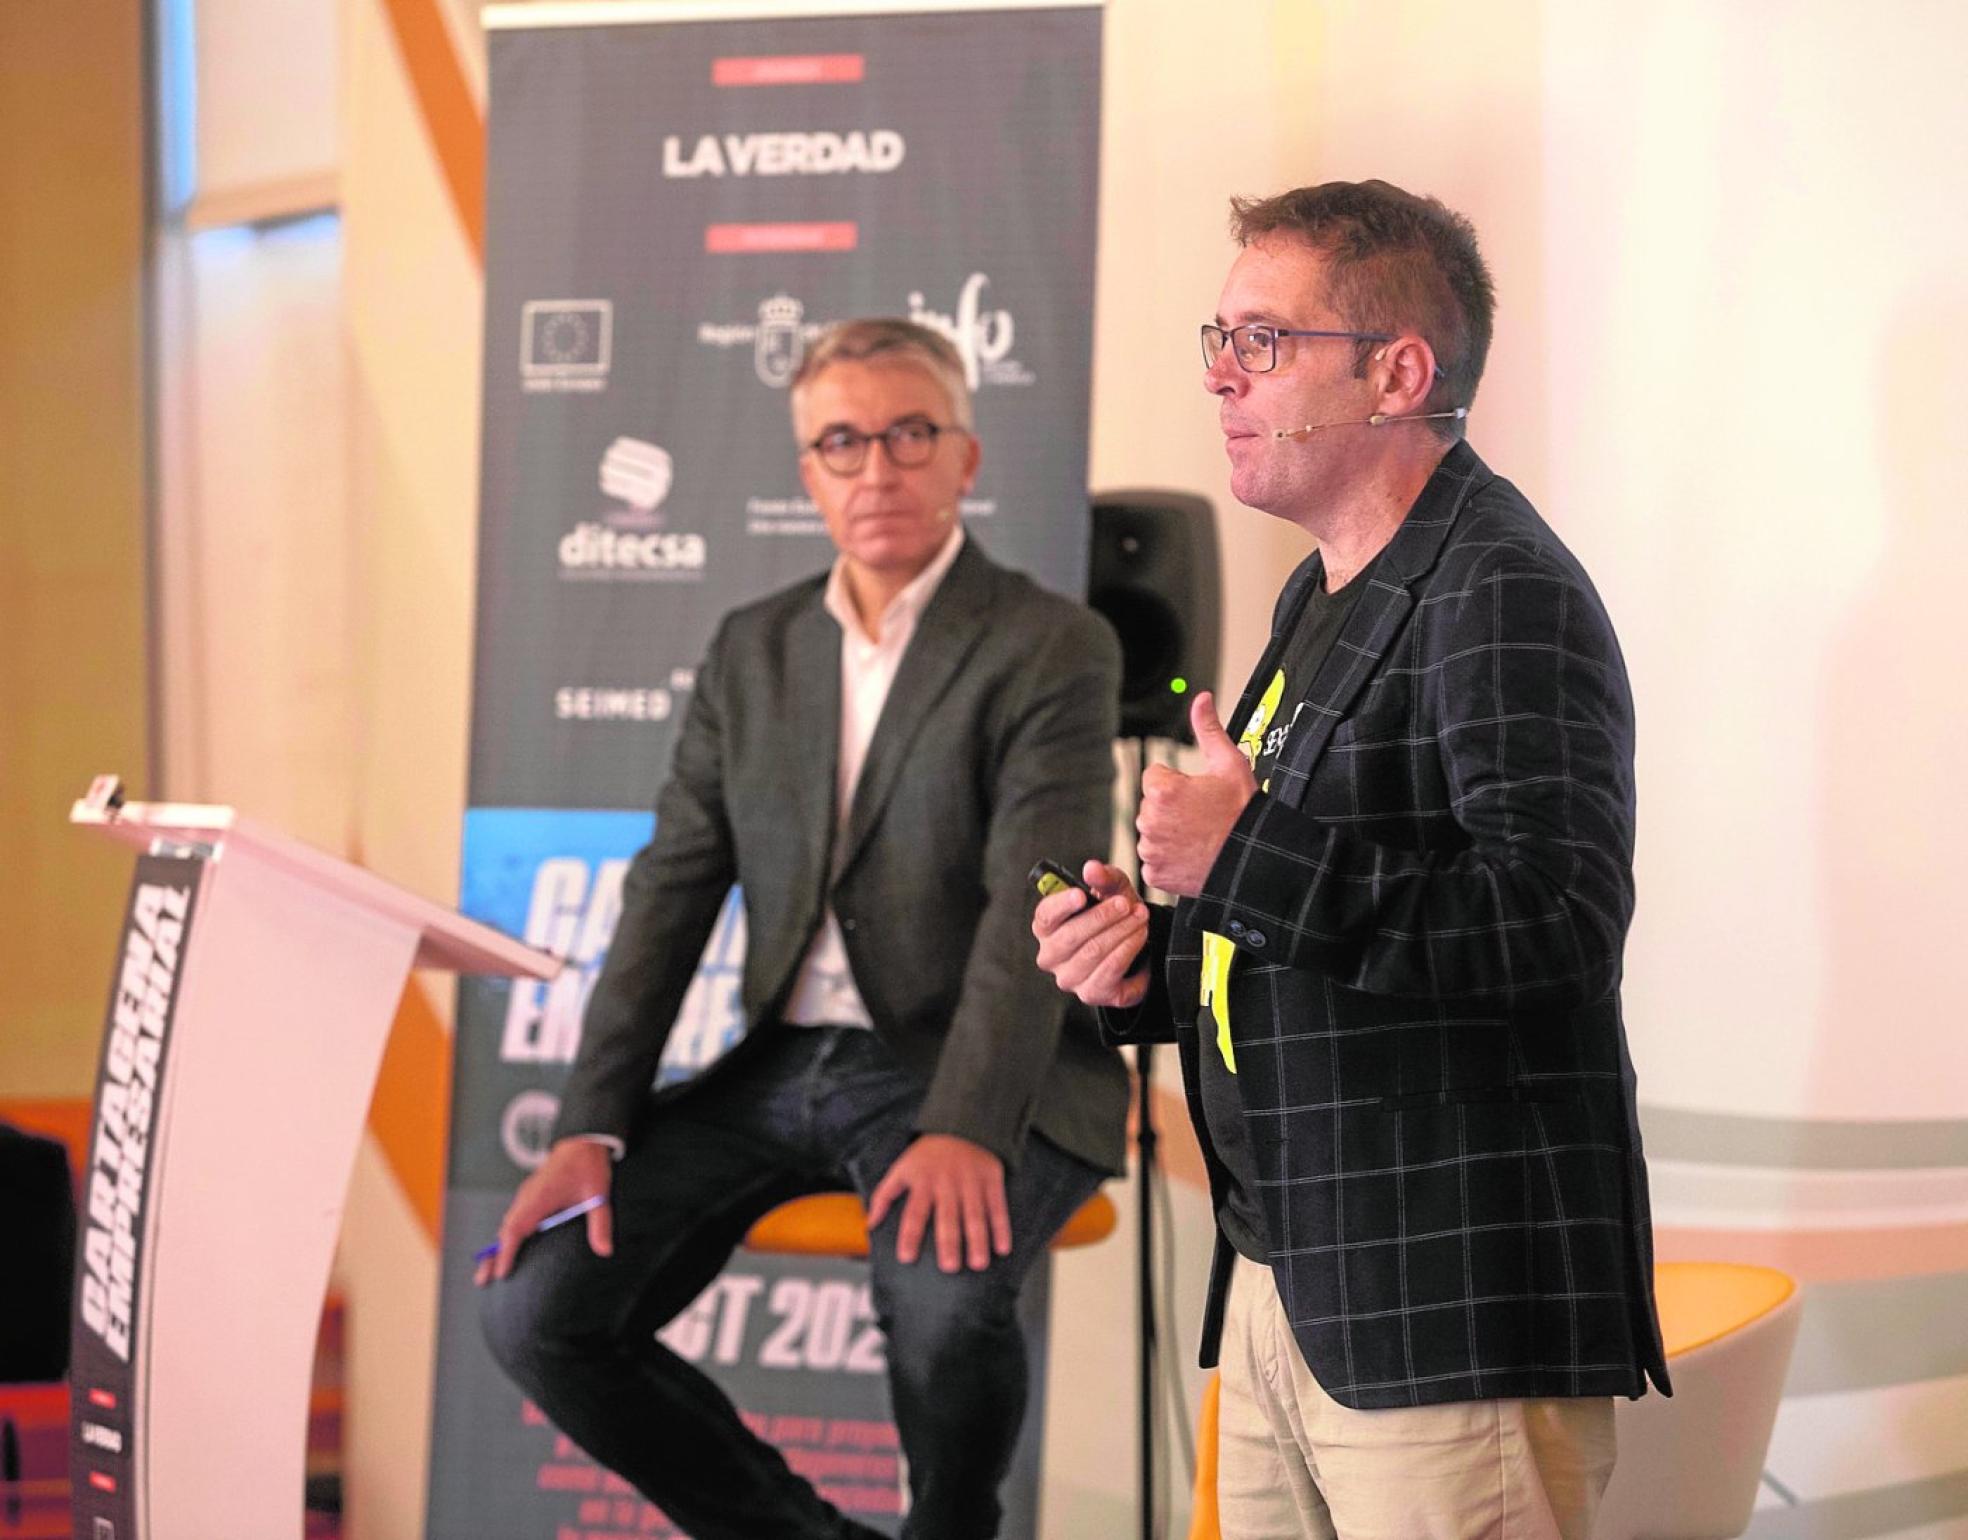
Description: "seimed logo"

(907, 273), (1033, 391)
(555, 686), (673, 723)
(554, 666), (693, 724)
(521, 300), (612, 393)
(80, 880), (191, 1363)
(500, 856), (746, 1080)
(662, 129), (904, 178)
(559, 437), (707, 581)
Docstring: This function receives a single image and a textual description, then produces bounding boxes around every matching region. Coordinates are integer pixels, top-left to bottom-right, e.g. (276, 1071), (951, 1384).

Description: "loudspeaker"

(0, 1124), (75, 1382)
(1088, 490), (1221, 742)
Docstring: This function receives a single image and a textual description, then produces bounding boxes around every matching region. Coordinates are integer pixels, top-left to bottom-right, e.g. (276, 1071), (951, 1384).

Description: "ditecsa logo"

(558, 436), (708, 581)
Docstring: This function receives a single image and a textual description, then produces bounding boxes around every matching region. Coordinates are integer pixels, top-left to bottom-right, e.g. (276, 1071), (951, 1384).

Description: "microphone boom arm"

(1272, 405), (1467, 441)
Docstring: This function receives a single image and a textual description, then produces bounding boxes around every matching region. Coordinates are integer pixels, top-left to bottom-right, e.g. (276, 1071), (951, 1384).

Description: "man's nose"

(858, 438), (902, 483)
(1205, 345), (1246, 398)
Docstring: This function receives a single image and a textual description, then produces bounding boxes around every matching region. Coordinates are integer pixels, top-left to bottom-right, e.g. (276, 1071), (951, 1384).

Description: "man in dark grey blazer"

(479, 319), (1127, 1540)
(1036, 182), (1669, 1538)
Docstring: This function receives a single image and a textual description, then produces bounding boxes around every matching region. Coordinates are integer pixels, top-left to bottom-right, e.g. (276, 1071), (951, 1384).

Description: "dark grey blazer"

(557, 537), (1129, 1175)
(1115, 442), (1671, 1409)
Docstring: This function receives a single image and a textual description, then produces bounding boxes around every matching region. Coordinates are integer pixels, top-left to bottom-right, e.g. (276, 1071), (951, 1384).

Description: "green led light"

(1169, 677), (1189, 694)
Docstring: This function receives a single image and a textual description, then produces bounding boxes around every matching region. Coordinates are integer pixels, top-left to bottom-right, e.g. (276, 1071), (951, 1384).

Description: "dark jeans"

(480, 1025), (1104, 1540)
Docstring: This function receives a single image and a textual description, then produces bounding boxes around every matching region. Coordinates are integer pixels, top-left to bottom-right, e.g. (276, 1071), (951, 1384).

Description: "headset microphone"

(1272, 406), (1468, 442)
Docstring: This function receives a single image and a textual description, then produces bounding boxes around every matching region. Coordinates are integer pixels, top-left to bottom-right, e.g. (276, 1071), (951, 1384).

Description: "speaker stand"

(1124, 733), (1163, 1540)
(1135, 1034), (1160, 1540)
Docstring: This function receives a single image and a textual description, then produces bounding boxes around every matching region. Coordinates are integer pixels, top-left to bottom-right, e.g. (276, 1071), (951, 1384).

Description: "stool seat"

(1652, 1260), (1796, 1357)
(744, 1188), (1118, 1258)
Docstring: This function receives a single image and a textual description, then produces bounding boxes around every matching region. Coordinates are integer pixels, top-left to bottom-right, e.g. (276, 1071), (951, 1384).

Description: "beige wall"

(0, 0), (151, 1100)
(153, 216), (356, 845)
(335, 0), (488, 1530)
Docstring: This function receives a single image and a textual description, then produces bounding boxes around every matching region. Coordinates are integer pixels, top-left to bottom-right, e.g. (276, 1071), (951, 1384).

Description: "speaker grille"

(1088, 491), (1220, 741)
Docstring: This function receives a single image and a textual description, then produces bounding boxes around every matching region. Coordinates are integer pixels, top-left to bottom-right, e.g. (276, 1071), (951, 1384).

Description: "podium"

(66, 780), (559, 1540)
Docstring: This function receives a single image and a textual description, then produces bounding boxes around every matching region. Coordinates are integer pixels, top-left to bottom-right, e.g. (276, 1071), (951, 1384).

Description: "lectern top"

(71, 781), (560, 980)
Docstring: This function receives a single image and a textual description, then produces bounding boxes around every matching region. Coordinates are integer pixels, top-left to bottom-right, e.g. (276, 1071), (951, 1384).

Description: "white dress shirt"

(784, 525), (967, 1027)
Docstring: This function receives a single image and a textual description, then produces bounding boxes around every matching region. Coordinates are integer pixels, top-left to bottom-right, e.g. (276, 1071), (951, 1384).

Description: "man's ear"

(1378, 334), (1439, 414)
(960, 431), (982, 493)
(797, 443), (824, 504)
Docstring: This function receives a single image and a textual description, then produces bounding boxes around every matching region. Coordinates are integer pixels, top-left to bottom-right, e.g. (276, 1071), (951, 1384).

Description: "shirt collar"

(824, 524), (966, 645)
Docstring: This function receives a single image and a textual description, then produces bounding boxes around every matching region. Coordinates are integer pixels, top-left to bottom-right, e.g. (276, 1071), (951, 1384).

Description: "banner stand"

(435, 5), (1104, 1532)
(66, 778), (559, 1540)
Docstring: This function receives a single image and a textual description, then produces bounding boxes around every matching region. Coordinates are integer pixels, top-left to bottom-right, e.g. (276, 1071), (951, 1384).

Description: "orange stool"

(1597, 1262), (1800, 1540)
(1189, 1371), (1223, 1539)
(744, 1188), (1118, 1256)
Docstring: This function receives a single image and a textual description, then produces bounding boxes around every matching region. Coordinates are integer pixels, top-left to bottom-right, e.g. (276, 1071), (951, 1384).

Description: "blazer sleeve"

(913, 608), (1122, 1166)
(1186, 544), (1636, 1010)
(1097, 902), (1181, 1046)
(554, 617), (741, 1144)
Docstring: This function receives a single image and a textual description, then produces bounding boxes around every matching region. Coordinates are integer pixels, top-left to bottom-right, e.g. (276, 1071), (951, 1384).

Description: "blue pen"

(474, 1193), (606, 1262)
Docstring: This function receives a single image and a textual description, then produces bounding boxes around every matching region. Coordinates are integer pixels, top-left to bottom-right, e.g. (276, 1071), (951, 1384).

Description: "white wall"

(153, 0), (1968, 1533)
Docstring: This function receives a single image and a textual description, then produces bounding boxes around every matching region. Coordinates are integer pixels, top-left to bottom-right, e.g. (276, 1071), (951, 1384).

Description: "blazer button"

(841, 917), (858, 933)
(1226, 919), (1247, 939)
(1244, 929), (1267, 949)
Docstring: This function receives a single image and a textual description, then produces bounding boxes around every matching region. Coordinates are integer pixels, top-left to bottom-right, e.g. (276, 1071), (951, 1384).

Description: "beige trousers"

(1216, 1254), (1617, 1540)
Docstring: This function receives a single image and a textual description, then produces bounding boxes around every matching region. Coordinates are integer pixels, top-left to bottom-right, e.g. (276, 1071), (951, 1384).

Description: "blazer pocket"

(1379, 1085), (1581, 1112)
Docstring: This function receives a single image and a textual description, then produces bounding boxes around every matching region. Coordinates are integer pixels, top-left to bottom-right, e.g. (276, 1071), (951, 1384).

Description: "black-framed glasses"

(803, 417), (962, 476)
(1201, 323), (1394, 374)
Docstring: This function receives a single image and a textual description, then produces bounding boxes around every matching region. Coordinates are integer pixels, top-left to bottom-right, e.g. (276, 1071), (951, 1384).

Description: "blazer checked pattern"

(1119, 440), (1671, 1410)
(558, 537), (1130, 1178)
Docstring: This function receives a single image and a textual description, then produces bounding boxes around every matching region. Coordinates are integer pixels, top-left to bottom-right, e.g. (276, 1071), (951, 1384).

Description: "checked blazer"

(1118, 440), (1670, 1410)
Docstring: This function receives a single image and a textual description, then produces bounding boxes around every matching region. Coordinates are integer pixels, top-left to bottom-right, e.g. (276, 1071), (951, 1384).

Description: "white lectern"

(66, 779), (559, 1540)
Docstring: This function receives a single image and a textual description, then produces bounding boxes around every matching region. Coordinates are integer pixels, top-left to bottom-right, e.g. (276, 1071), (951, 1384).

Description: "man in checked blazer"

(478, 318), (1127, 1540)
(1036, 181), (1670, 1538)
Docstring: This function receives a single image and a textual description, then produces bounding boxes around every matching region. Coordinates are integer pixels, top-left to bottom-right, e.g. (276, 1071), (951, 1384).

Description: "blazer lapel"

(1267, 440), (1487, 808)
(833, 540), (991, 882)
(786, 594), (844, 874)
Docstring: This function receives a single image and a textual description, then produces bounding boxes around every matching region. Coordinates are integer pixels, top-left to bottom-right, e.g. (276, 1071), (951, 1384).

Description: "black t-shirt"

(1198, 555), (1378, 1263)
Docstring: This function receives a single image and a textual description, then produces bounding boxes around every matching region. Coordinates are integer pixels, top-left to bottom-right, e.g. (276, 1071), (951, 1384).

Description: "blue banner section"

(453, 808), (748, 1191)
(460, 805), (652, 934)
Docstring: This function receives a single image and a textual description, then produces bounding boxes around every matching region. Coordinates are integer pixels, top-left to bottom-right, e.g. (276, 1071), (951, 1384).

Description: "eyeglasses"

(1200, 323), (1394, 374)
(802, 417), (962, 477)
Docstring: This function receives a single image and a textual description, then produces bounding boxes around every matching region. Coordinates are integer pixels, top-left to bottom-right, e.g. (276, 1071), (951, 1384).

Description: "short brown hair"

(790, 317), (974, 433)
(1230, 180), (1494, 439)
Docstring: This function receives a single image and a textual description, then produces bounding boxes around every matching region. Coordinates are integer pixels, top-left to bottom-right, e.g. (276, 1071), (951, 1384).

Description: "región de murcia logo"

(697, 294), (822, 387)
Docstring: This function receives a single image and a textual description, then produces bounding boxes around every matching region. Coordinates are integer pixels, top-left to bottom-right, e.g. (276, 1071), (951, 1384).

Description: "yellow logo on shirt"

(1201, 670), (1287, 1073)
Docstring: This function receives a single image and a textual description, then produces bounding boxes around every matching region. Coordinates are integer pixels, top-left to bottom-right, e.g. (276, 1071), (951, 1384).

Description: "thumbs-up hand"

(1137, 691), (1257, 898)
